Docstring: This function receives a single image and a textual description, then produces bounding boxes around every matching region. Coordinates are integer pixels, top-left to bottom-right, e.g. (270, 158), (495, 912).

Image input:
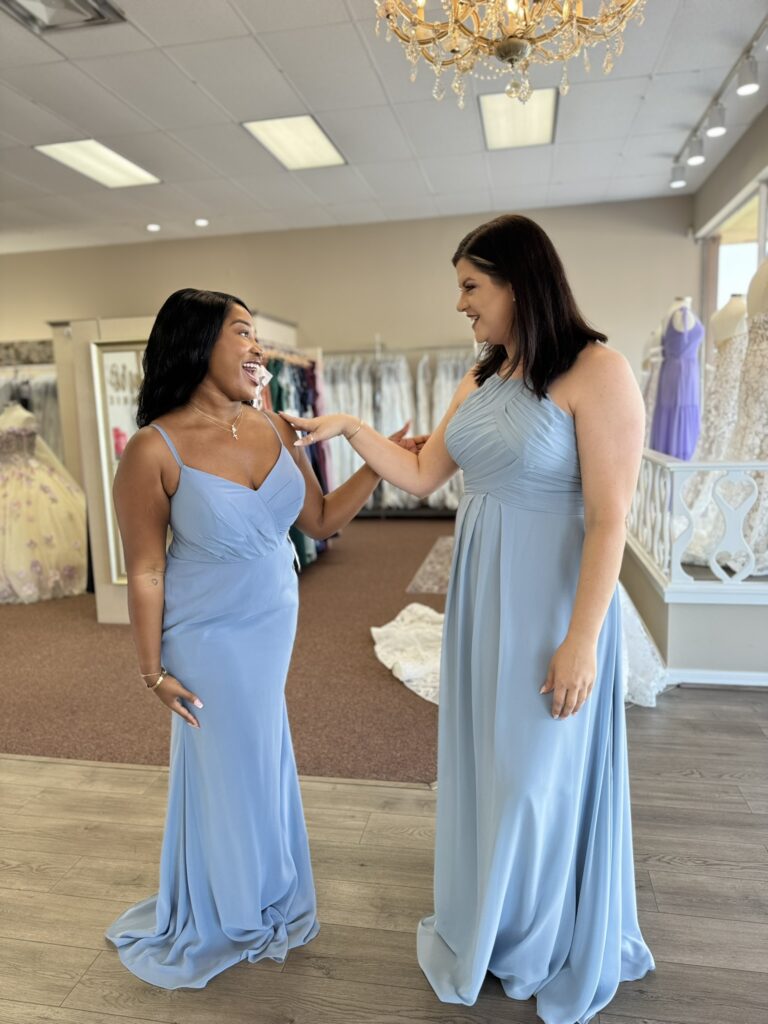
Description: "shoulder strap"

(260, 410), (287, 446)
(149, 423), (183, 467)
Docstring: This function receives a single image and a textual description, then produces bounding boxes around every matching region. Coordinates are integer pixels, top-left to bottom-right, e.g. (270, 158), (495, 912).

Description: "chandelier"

(373, 1), (646, 106)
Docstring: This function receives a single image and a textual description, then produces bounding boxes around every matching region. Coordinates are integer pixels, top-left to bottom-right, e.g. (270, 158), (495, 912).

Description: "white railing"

(627, 449), (768, 599)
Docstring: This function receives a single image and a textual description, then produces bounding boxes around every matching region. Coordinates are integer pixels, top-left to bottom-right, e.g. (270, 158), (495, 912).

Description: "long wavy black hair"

(453, 214), (607, 399)
(136, 288), (250, 428)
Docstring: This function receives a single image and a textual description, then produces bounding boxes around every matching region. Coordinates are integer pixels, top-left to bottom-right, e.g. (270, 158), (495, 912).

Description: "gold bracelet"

(145, 667), (167, 690)
(347, 418), (363, 441)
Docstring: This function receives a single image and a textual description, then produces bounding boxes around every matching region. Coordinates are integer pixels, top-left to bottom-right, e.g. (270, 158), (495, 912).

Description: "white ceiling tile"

(555, 76), (648, 143)
(260, 23), (386, 110)
(174, 178), (256, 214)
(96, 131), (217, 182)
(233, 173), (323, 210)
(490, 187), (550, 213)
(0, 146), (107, 195)
(616, 131), (683, 178)
(0, 83), (82, 145)
(165, 37), (305, 122)
(76, 50), (230, 129)
(420, 154), (489, 195)
(434, 192), (493, 217)
(379, 197), (439, 221)
(232, 0), (349, 32)
(356, 160), (431, 199)
(270, 207), (337, 230)
(316, 107), (413, 163)
(44, 22), (154, 59)
(294, 166), (375, 204)
(0, 14), (62, 68)
(603, 174), (671, 201)
(655, 0), (768, 73)
(170, 124), (279, 176)
(0, 167), (49, 202)
(328, 201), (386, 225)
(117, 0), (250, 46)
(0, 62), (154, 135)
(631, 67), (731, 136)
(394, 100), (486, 158)
(551, 140), (621, 183)
(486, 147), (554, 190)
(548, 180), (610, 206)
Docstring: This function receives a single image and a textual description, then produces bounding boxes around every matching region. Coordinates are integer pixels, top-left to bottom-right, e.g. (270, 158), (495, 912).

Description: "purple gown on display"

(649, 314), (703, 460)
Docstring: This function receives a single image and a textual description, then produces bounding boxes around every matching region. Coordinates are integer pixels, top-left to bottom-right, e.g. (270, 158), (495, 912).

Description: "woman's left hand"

(539, 636), (597, 719)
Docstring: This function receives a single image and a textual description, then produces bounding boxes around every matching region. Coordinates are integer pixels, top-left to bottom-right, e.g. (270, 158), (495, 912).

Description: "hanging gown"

(0, 401), (86, 603)
(649, 316), (703, 459)
(105, 416), (319, 988)
(416, 373), (654, 1024)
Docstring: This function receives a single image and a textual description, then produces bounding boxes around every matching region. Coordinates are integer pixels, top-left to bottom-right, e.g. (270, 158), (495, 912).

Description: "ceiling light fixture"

(705, 102), (726, 138)
(373, 0), (647, 107)
(669, 164), (687, 190)
(686, 135), (705, 167)
(146, 223), (160, 233)
(242, 115), (345, 170)
(480, 88), (556, 149)
(736, 53), (759, 96)
(669, 13), (767, 188)
(194, 218), (209, 227)
(34, 139), (160, 188)
(0, 0), (125, 35)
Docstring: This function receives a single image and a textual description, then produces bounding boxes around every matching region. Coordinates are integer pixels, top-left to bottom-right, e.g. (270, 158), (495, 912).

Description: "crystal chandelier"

(373, 1), (646, 106)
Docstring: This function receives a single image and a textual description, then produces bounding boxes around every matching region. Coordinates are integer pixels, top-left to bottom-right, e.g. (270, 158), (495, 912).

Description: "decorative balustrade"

(627, 450), (768, 597)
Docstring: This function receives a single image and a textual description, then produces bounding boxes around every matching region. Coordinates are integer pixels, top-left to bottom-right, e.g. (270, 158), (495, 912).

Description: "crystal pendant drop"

(410, 65), (418, 82)
(603, 49), (614, 73)
(519, 76), (532, 103)
(433, 76), (446, 101)
(505, 78), (521, 99)
(559, 65), (570, 96)
(583, 47), (591, 73)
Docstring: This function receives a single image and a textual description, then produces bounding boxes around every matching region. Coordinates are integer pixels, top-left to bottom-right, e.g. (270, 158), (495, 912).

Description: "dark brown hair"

(453, 214), (607, 398)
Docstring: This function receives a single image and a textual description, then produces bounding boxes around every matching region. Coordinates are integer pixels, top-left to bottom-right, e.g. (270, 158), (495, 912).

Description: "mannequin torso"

(710, 295), (747, 347)
(747, 262), (768, 316)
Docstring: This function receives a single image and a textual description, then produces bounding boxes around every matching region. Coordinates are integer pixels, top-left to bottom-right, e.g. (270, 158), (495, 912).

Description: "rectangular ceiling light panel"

(242, 116), (345, 170)
(34, 139), (160, 188)
(0, 0), (125, 33)
(480, 89), (557, 150)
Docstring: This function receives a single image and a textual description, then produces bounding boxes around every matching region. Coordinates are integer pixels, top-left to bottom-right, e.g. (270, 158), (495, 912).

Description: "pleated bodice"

(445, 373), (583, 516)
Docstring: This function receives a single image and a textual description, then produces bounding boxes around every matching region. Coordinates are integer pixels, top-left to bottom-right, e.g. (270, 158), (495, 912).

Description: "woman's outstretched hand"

(280, 412), (429, 453)
(539, 636), (597, 719)
(153, 673), (204, 728)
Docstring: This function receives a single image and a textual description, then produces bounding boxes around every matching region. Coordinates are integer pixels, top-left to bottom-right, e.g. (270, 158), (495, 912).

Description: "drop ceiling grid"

(0, 0), (764, 253)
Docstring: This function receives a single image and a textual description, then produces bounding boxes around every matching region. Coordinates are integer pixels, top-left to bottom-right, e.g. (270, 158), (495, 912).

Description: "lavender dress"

(649, 315), (703, 459)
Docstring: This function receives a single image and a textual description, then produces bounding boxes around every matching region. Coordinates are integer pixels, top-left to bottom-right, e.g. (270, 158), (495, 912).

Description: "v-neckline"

(180, 443), (287, 495)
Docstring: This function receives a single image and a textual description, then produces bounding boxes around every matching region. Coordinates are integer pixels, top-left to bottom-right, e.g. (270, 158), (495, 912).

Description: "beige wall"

(0, 196), (697, 376)
(694, 104), (768, 236)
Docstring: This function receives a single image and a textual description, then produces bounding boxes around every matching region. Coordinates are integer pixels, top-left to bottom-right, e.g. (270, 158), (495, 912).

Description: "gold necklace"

(190, 401), (245, 440)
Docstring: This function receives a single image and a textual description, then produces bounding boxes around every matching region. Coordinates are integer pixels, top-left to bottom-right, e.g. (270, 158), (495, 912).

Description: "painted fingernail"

(539, 685), (546, 693)
(194, 699), (203, 708)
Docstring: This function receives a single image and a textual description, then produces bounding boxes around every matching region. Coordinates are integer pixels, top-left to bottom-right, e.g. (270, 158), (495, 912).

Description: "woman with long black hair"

(285, 215), (655, 1023)
(105, 288), (416, 988)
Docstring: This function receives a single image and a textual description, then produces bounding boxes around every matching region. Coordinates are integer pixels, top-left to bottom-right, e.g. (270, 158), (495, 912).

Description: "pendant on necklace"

(231, 424), (239, 440)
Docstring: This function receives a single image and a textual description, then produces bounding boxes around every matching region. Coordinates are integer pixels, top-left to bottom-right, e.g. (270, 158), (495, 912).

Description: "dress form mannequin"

(641, 327), (663, 447)
(664, 296), (696, 333)
(710, 294), (747, 345)
(747, 260), (768, 316)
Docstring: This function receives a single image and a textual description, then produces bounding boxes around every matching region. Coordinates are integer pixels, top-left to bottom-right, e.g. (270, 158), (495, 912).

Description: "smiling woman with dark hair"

(285, 214), (655, 1024)
(104, 288), (420, 989)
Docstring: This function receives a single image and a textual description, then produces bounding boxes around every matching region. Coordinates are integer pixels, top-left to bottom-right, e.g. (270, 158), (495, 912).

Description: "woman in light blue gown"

(285, 215), (655, 1024)
(106, 288), (418, 989)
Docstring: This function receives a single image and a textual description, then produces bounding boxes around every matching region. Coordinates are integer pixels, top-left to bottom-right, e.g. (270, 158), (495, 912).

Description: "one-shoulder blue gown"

(105, 416), (319, 988)
(417, 374), (654, 1024)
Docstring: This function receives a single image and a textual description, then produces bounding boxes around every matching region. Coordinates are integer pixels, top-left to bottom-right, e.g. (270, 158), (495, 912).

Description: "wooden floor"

(1, 684), (767, 1024)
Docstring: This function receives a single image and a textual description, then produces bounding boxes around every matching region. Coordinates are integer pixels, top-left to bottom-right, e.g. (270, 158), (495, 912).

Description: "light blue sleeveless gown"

(417, 374), (654, 1024)
(105, 416), (319, 988)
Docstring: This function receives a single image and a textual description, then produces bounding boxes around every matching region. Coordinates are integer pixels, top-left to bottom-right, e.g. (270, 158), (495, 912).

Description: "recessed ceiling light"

(686, 135), (706, 166)
(0, 0), (125, 35)
(35, 139), (160, 188)
(146, 223), (161, 233)
(194, 218), (209, 228)
(479, 89), (557, 150)
(669, 164), (687, 189)
(736, 54), (759, 96)
(705, 102), (727, 138)
(242, 115), (345, 170)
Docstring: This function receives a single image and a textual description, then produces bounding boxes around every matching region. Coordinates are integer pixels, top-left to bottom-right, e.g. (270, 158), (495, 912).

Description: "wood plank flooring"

(1, 683), (767, 1024)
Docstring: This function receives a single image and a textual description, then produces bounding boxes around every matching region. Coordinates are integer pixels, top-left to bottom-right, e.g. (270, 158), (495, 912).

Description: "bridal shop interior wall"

(0, 195), (697, 376)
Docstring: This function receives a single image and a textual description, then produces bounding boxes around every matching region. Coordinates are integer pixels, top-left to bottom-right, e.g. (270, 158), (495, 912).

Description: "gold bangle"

(146, 667), (167, 690)
(347, 418), (363, 441)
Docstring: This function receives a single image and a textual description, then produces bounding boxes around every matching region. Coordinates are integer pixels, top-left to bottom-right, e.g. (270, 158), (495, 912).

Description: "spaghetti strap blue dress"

(416, 374), (655, 1024)
(105, 415), (319, 988)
